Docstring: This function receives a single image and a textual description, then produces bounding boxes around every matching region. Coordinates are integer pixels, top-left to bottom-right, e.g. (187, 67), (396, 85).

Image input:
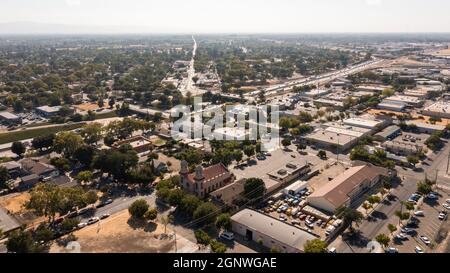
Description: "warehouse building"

(231, 209), (317, 253)
(422, 101), (450, 119)
(307, 164), (391, 213)
(0, 111), (22, 125)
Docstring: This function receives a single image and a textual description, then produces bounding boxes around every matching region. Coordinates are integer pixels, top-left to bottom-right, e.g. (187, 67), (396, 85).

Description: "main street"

(179, 35), (205, 97)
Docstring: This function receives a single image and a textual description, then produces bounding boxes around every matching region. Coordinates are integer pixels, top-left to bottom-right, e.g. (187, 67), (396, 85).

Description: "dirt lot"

(0, 192), (30, 214)
(157, 153), (181, 174)
(0, 192), (46, 227)
(74, 103), (101, 112)
(50, 210), (175, 253)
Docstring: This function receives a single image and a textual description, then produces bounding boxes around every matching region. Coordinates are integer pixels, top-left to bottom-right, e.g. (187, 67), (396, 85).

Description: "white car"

(328, 247), (337, 253)
(414, 211), (424, 217)
(415, 246), (424, 253)
(87, 217), (100, 225)
(385, 247), (399, 253)
(443, 203), (450, 210)
(419, 235), (431, 245)
(396, 233), (408, 240)
(220, 231), (234, 241)
(438, 213), (446, 220)
(77, 222), (87, 229)
(427, 194), (438, 200)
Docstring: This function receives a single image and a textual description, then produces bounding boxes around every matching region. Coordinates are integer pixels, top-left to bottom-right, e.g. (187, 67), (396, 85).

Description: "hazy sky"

(1, 0), (450, 33)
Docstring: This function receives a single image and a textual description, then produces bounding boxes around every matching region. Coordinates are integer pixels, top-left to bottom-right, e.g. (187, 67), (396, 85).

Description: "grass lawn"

(0, 123), (85, 144)
(151, 137), (167, 147)
(95, 111), (118, 120)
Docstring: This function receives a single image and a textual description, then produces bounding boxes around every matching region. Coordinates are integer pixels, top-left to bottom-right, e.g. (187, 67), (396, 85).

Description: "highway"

(244, 58), (385, 100)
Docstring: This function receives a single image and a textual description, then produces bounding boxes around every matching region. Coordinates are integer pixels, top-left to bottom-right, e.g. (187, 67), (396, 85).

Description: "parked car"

(438, 212), (447, 221)
(415, 246), (424, 253)
(385, 247), (399, 253)
(427, 194), (438, 200)
(87, 217), (100, 225)
(100, 214), (110, 220)
(414, 211), (424, 217)
(328, 247), (337, 253)
(446, 199), (450, 205)
(395, 233), (408, 240)
(401, 227), (414, 234)
(77, 222), (87, 229)
(220, 231), (234, 241)
(419, 235), (431, 245)
(443, 203), (450, 210)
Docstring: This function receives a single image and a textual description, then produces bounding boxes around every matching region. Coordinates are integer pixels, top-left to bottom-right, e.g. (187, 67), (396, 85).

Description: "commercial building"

(213, 127), (250, 141)
(0, 111), (22, 125)
(267, 163), (311, 184)
(307, 164), (390, 213)
(378, 101), (407, 112)
(231, 209), (317, 253)
(374, 125), (401, 141)
(313, 98), (344, 109)
(210, 179), (246, 206)
(112, 136), (153, 155)
(382, 141), (422, 156)
(406, 120), (445, 134)
(35, 106), (64, 117)
(422, 101), (450, 119)
(302, 89), (332, 98)
(305, 121), (375, 151)
(343, 116), (388, 131)
(180, 161), (234, 199)
(356, 85), (389, 93)
(384, 95), (423, 107)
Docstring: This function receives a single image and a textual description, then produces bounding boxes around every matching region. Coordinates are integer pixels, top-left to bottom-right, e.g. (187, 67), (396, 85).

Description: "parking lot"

(391, 190), (449, 253)
(391, 132), (428, 147)
(257, 190), (340, 241)
(232, 147), (327, 193)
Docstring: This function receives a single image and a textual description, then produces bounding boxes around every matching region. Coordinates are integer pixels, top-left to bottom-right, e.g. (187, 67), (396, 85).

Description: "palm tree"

(362, 202), (372, 214)
(160, 215), (173, 234)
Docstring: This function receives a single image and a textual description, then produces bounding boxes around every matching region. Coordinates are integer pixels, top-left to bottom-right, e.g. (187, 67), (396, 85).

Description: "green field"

(0, 123), (85, 145)
(94, 111), (118, 119)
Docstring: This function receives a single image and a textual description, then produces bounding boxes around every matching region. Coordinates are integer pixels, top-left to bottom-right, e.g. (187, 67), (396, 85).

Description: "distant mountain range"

(0, 22), (188, 35)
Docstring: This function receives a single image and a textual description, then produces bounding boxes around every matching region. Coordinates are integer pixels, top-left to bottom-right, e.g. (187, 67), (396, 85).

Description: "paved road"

(332, 143), (450, 253)
(78, 192), (156, 222)
(261, 58), (384, 97)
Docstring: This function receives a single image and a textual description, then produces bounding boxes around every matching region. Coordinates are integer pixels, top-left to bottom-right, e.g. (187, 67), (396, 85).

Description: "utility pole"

(173, 229), (178, 253)
(446, 150), (450, 174)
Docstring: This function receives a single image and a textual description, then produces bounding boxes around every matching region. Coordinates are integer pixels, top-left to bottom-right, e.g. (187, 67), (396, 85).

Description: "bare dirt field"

(50, 210), (175, 253)
(0, 192), (45, 227)
(0, 192), (30, 214)
(74, 103), (101, 112)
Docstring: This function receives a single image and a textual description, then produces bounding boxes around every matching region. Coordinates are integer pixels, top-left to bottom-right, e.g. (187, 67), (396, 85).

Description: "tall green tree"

(303, 239), (328, 253)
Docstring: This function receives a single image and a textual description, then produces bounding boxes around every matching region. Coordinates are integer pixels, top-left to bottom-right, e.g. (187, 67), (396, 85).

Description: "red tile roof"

(186, 163), (230, 184)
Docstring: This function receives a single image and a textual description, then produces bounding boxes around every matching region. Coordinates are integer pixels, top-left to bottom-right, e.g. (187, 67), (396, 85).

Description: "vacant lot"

(0, 192), (30, 214)
(50, 210), (175, 253)
(74, 103), (101, 112)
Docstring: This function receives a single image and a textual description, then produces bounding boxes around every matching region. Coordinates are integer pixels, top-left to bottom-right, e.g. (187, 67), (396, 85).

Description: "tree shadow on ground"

(127, 217), (157, 233)
(342, 230), (370, 248)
